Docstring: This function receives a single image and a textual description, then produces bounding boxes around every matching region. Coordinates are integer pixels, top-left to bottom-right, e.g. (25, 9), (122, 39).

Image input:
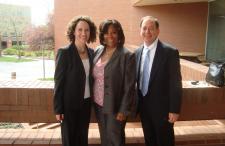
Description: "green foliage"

(2, 48), (17, 55)
(34, 51), (43, 57)
(0, 123), (24, 129)
(2, 45), (28, 56)
(0, 56), (33, 62)
(29, 50), (54, 59)
(2, 48), (54, 60)
(24, 51), (34, 57)
(11, 45), (27, 50)
(38, 77), (54, 81)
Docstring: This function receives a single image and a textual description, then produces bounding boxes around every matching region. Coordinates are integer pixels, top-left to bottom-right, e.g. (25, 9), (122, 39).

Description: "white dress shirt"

(82, 59), (90, 99)
(139, 38), (158, 88)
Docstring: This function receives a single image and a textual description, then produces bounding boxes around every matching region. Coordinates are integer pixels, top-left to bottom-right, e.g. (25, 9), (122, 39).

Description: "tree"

(0, 4), (30, 59)
(24, 13), (54, 51)
(11, 19), (23, 59)
(0, 35), (2, 57)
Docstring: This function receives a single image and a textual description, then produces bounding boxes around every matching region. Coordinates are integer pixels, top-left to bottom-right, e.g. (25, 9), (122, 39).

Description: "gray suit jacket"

(93, 46), (136, 116)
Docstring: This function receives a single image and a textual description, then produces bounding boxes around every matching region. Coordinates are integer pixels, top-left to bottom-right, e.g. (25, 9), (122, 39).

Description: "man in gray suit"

(135, 16), (182, 146)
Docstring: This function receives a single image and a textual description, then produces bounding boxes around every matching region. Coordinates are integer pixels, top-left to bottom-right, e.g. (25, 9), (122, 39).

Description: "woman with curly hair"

(53, 15), (97, 146)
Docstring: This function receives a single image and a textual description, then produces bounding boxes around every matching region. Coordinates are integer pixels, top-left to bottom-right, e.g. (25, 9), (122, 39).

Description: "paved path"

(0, 59), (55, 80)
(0, 120), (225, 145)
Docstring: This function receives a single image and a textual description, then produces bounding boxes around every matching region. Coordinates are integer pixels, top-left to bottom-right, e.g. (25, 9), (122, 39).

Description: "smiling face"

(103, 25), (118, 48)
(140, 18), (160, 46)
(74, 20), (90, 45)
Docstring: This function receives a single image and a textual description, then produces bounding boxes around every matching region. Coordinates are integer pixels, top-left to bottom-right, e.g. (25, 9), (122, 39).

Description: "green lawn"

(0, 56), (33, 62)
(0, 123), (24, 129)
(39, 77), (54, 81)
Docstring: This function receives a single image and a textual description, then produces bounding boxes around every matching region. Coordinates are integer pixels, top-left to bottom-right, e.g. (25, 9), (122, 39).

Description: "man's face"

(140, 19), (159, 46)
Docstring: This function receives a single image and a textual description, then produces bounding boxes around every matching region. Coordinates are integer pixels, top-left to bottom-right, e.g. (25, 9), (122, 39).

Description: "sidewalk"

(0, 59), (54, 80)
(0, 120), (225, 146)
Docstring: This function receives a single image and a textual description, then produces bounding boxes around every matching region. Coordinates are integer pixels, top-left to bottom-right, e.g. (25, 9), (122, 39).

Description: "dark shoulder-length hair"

(99, 19), (125, 48)
(66, 15), (97, 43)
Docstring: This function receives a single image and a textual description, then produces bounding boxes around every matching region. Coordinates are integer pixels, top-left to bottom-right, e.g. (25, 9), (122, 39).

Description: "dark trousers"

(61, 98), (91, 146)
(139, 101), (175, 146)
(94, 103), (126, 146)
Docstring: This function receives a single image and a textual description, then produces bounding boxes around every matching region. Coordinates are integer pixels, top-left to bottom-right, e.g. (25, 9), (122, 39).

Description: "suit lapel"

(69, 43), (85, 75)
(136, 46), (144, 83)
(93, 47), (104, 65)
(87, 48), (93, 66)
(105, 47), (121, 68)
(87, 48), (94, 73)
(149, 41), (166, 86)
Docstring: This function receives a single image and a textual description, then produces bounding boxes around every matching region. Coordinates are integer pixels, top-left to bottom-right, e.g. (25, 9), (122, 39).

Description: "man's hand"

(168, 113), (179, 123)
(116, 112), (126, 122)
(56, 114), (64, 123)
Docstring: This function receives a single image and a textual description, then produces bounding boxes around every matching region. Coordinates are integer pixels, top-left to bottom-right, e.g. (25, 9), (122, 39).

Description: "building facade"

(0, 3), (31, 49)
(54, 0), (209, 53)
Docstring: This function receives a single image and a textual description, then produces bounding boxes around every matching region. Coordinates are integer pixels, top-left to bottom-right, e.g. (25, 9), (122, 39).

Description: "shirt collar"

(144, 38), (158, 50)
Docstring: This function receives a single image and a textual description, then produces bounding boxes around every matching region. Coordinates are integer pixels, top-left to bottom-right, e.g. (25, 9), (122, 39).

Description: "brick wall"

(0, 61), (225, 122)
(54, 0), (208, 54)
(0, 81), (55, 122)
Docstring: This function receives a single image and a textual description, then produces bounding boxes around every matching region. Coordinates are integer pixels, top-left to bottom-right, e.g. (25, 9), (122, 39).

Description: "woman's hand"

(116, 112), (126, 122)
(56, 114), (64, 123)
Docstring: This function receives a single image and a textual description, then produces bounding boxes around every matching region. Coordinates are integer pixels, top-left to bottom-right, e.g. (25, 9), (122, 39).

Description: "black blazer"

(54, 43), (94, 114)
(135, 40), (182, 116)
(93, 46), (136, 116)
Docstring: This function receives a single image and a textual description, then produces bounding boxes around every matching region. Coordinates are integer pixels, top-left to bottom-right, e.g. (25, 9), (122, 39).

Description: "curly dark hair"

(99, 19), (125, 48)
(66, 15), (97, 43)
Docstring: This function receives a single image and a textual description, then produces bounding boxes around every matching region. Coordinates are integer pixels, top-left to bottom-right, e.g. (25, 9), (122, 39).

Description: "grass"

(39, 77), (54, 81)
(0, 123), (24, 129)
(0, 56), (34, 62)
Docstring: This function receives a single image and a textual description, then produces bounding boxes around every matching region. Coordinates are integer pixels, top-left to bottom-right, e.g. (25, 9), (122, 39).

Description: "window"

(206, 0), (225, 62)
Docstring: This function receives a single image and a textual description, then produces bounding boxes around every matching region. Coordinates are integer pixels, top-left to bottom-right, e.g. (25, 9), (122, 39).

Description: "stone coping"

(0, 80), (216, 89)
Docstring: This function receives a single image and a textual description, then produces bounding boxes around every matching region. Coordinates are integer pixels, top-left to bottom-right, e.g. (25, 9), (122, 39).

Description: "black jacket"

(135, 40), (182, 116)
(54, 43), (94, 114)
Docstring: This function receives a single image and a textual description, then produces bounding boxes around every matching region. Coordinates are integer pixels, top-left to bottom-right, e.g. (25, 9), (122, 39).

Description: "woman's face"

(103, 25), (118, 48)
(74, 20), (90, 44)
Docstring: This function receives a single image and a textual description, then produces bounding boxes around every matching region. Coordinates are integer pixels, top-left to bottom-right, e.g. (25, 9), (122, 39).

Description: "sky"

(0, 0), (54, 26)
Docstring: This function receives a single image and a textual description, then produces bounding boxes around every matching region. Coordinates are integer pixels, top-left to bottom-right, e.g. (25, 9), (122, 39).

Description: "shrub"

(24, 51), (33, 57)
(3, 48), (17, 55)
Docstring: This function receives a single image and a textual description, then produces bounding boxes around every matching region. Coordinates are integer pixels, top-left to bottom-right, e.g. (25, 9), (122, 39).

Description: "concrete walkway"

(0, 59), (55, 80)
(0, 120), (225, 146)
